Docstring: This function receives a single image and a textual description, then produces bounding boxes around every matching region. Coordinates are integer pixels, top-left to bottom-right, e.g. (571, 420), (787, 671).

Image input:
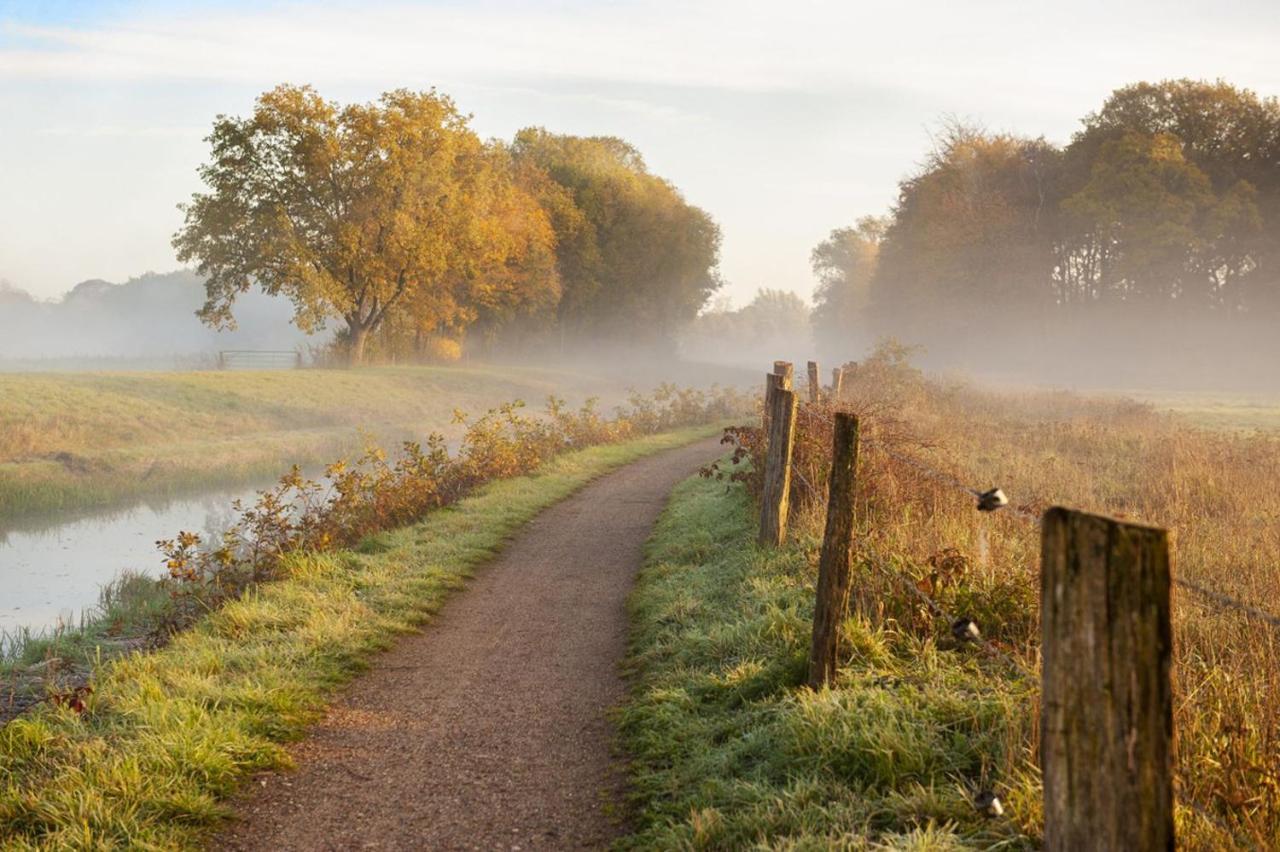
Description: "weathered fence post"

(830, 367), (843, 401)
(1040, 508), (1174, 852)
(808, 412), (858, 688)
(758, 381), (797, 547)
(807, 360), (821, 403)
(763, 362), (793, 432)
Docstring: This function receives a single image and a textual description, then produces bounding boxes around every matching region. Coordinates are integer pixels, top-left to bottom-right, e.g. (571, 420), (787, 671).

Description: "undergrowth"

(0, 425), (722, 849)
(685, 341), (1278, 849)
(620, 472), (1036, 850)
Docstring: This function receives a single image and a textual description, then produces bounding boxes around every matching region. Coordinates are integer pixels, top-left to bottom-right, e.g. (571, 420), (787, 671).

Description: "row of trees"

(174, 86), (721, 364)
(812, 80), (1280, 358)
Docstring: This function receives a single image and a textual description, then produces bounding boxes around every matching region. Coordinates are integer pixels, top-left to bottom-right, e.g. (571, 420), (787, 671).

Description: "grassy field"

(1107, 388), (1280, 432)
(0, 365), (629, 519)
(0, 424), (719, 849)
(620, 472), (1033, 849)
(671, 349), (1279, 848)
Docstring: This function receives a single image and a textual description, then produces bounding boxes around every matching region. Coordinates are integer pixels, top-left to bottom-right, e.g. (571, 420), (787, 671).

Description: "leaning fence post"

(1040, 508), (1174, 852)
(830, 367), (844, 401)
(763, 362), (793, 432)
(758, 382), (797, 547)
(808, 412), (858, 688)
(807, 360), (821, 403)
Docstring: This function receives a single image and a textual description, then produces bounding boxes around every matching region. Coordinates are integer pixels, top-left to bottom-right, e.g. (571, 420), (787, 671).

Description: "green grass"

(0, 424), (718, 851)
(618, 472), (1037, 850)
(0, 364), (624, 518)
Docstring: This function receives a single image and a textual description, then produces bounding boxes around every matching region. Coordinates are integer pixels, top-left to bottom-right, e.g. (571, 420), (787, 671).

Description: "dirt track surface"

(216, 436), (722, 851)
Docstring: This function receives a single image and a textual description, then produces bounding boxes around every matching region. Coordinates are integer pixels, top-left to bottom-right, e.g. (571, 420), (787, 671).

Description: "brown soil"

(215, 436), (722, 851)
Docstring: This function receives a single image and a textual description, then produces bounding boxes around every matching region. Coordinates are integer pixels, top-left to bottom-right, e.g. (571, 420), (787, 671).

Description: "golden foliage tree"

(174, 85), (555, 364)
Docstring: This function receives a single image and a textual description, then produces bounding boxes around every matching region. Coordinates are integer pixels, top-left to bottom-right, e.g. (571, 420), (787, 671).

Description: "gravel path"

(216, 436), (722, 851)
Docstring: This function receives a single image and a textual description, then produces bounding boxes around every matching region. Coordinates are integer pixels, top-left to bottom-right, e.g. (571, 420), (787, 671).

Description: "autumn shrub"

(157, 386), (749, 634)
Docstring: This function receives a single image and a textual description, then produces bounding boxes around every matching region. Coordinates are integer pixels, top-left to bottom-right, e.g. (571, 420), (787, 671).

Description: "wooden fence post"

(807, 360), (821, 403)
(763, 362), (793, 432)
(830, 367), (843, 401)
(808, 412), (858, 688)
(758, 383), (797, 547)
(1040, 508), (1174, 852)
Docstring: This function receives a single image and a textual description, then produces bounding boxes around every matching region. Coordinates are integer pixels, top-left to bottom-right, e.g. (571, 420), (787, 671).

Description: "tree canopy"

(511, 128), (722, 345)
(817, 80), (1280, 359)
(175, 87), (720, 364)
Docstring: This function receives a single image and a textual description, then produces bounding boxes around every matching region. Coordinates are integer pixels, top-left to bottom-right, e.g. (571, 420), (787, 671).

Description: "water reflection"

(0, 483), (266, 633)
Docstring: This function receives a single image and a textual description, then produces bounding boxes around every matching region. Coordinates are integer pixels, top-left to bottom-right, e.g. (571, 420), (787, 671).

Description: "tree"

(1060, 131), (1256, 304)
(174, 85), (542, 365)
(678, 288), (810, 365)
(810, 216), (887, 358)
(869, 121), (1059, 336)
(1060, 80), (1278, 310)
(511, 128), (722, 346)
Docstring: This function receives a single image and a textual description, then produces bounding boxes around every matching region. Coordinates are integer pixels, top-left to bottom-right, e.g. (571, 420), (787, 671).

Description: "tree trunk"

(348, 324), (370, 367)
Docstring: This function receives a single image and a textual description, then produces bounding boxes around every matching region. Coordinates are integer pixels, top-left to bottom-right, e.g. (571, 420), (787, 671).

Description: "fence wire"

(791, 400), (1280, 634)
(782, 387), (1273, 837)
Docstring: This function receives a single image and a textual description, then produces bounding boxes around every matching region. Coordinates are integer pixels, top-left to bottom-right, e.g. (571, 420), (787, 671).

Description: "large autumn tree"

(511, 128), (722, 346)
(1057, 80), (1278, 310)
(174, 85), (553, 364)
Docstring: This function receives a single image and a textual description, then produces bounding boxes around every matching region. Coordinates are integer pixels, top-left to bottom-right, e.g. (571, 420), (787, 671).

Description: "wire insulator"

(975, 791), (1004, 817)
(952, 617), (981, 642)
(977, 488), (1009, 512)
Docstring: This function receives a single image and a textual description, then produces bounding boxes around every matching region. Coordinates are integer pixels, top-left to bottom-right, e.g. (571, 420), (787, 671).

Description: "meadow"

(623, 347), (1280, 849)
(0, 364), (634, 519)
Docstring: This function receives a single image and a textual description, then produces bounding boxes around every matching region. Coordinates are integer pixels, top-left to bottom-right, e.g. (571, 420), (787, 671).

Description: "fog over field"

(0, 272), (311, 369)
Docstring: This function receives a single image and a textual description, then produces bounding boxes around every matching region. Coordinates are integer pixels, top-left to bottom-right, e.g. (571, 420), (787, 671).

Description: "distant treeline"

(174, 86), (720, 365)
(0, 272), (308, 367)
(812, 80), (1280, 385)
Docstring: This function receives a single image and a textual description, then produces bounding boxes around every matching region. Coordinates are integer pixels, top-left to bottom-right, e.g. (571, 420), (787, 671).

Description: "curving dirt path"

(216, 436), (722, 851)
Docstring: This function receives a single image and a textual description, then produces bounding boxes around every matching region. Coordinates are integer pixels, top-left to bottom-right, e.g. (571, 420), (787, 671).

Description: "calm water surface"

(0, 484), (264, 634)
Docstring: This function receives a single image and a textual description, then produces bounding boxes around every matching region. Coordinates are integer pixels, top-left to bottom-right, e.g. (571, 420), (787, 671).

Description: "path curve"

(217, 436), (722, 851)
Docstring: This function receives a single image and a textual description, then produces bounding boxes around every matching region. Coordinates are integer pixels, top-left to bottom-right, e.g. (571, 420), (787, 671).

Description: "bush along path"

(215, 435), (724, 850)
(0, 427), (727, 849)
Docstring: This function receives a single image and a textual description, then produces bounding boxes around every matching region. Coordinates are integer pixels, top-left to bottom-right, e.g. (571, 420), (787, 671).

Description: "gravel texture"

(215, 436), (722, 851)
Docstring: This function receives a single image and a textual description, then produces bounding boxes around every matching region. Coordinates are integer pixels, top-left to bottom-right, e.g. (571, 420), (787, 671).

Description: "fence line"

(756, 359), (1274, 849)
(797, 392), (1280, 632)
(217, 350), (303, 370)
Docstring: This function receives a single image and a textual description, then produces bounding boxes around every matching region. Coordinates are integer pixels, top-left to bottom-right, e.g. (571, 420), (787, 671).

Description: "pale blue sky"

(2, 0), (1279, 304)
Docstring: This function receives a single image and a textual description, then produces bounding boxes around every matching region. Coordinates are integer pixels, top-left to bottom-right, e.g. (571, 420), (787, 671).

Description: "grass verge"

(0, 424), (718, 850)
(618, 471), (1037, 850)
(0, 364), (623, 519)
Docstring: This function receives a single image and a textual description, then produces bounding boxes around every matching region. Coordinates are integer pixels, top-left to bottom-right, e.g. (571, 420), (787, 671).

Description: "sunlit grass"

(0, 425), (717, 849)
(620, 472), (1036, 849)
(0, 364), (622, 517)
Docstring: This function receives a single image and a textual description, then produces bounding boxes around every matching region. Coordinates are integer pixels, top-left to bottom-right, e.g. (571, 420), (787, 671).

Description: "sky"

(1, 0), (1279, 307)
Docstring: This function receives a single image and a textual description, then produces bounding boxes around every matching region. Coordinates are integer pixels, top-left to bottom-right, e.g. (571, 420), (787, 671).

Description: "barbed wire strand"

(785, 402), (1280, 632)
(782, 399), (1262, 837)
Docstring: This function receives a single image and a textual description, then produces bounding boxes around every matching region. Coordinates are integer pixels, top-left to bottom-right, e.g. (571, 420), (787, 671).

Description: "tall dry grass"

(724, 343), (1280, 847)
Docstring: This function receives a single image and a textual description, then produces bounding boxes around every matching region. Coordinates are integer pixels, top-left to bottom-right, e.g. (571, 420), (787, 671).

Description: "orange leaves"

(155, 388), (747, 632)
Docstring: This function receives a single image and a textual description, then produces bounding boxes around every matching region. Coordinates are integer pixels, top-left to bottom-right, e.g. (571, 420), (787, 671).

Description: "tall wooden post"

(808, 413), (858, 688)
(763, 362), (793, 432)
(758, 383), (797, 547)
(1040, 508), (1174, 852)
(830, 367), (844, 401)
(807, 361), (821, 403)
